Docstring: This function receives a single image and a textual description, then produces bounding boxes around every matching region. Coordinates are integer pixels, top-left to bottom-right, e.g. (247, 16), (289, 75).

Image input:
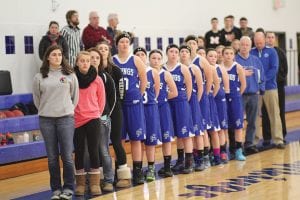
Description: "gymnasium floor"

(1, 112), (300, 200)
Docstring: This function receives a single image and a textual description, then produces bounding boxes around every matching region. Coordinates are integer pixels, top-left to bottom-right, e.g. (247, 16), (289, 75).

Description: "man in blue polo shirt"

(236, 36), (265, 154)
(250, 32), (285, 149)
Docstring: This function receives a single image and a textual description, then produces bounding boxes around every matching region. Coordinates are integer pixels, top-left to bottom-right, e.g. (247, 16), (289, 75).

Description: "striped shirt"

(60, 25), (82, 67)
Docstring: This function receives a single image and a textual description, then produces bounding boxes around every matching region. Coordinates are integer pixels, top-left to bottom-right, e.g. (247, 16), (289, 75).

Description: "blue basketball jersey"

(143, 67), (157, 105)
(215, 65), (225, 98)
(192, 56), (206, 84)
(226, 62), (241, 96)
(113, 55), (142, 104)
(189, 66), (198, 94)
(157, 69), (168, 106)
(164, 63), (187, 101)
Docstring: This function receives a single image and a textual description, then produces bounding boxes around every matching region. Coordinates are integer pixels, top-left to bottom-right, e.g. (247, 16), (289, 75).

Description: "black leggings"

(74, 119), (101, 170)
(110, 102), (127, 166)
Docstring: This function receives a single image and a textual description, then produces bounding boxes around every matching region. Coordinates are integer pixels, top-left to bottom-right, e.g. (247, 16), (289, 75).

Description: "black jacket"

(274, 47), (288, 85)
(98, 71), (116, 117)
(38, 33), (69, 60)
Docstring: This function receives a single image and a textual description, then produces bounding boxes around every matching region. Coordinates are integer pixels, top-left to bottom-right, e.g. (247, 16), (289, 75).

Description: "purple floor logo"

(179, 161), (300, 198)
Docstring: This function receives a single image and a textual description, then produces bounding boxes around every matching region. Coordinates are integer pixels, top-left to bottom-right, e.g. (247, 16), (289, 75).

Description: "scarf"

(74, 66), (97, 89)
(47, 32), (60, 45)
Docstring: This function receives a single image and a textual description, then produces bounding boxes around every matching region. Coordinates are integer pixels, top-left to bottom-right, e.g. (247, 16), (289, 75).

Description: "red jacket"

(82, 24), (112, 49)
(74, 76), (106, 128)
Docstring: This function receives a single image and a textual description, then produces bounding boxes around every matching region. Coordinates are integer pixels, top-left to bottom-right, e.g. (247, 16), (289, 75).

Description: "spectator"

(106, 13), (122, 55)
(73, 51), (105, 196)
(38, 21), (69, 60)
(239, 17), (254, 39)
(61, 10), (82, 67)
(82, 11), (112, 50)
(88, 48), (116, 192)
(250, 32), (285, 149)
(32, 45), (79, 200)
(265, 31), (288, 141)
(220, 15), (242, 46)
(96, 41), (132, 188)
(205, 17), (222, 49)
(235, 36), (264, 155)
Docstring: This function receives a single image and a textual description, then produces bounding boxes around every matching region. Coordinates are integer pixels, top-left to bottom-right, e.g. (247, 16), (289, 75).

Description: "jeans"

(39, 116), (75, 193)
(242, 94), (258, 148)
(99, 116), (114, 183)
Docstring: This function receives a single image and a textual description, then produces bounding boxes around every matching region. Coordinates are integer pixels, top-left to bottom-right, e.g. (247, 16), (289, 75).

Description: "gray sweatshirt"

(32, 67), (79, 117)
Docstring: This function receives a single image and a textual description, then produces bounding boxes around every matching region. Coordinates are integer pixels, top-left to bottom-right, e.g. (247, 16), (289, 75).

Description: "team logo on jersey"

(236, 119), (242, 127)
(136, 128), (143, 137)
(172, 74), (181, 82)
(181, 126), (188, 134)
(264, 53), (269, 58)
(228, 74), (236, 81)
(193, 124), (199, 132)
(121, 68), (134, 76)
(221, 119), (227, 128)
(163, 131), (170, 140)
(150, 134), (157, 143)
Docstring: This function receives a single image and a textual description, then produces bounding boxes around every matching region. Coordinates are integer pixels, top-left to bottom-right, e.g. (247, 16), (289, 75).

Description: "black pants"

(228, 128), (235, 154)
(262, 84), (286, 142)
(74, 119), (101, 170)
(110, 102), (127, 166)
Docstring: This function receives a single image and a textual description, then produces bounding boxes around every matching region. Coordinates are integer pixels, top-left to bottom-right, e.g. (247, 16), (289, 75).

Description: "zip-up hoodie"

(235, 53), (265, 94)
(250, 46), (279, 90)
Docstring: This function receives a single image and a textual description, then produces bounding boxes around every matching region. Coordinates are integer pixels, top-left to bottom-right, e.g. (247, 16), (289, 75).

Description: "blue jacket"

(235, 54), (265, 94)
(250, 46), (279, 90)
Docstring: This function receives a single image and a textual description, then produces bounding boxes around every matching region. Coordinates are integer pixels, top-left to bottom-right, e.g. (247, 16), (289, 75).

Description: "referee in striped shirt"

(61, 10), (83, 67)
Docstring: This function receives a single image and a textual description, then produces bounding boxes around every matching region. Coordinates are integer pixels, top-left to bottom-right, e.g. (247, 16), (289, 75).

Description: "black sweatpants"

(74, 118), (101, 170)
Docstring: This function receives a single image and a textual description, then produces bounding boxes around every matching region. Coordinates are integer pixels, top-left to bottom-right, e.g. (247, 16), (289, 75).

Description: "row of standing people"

(35, 24), (286, 196)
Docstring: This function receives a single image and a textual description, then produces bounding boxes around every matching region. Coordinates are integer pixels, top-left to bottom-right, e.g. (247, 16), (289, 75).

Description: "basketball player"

(185, 35), (213, 168)
(113, 32), (147, 184)
(149, 49), (178, 177)
(134, 47), (161, 182)
(164, 44), (194, 174)
(222, 47), (246, 161)
(179, 44), (205, 171)
(206, 48), (229, 164)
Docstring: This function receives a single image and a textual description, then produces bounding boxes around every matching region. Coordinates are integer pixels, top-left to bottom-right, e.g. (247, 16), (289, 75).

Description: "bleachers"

(0, 85), (300, 165)
(0, 94), (45, 165)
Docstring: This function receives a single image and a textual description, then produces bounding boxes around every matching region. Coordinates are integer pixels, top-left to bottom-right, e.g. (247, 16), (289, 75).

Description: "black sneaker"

(276, 143), (285, 149)
(182, 159), (194, 174)
(158, 166), (173, 177)
(245, 146), (259, 155)
(133, 169), (144, 185)
(171, 160), (184, 172)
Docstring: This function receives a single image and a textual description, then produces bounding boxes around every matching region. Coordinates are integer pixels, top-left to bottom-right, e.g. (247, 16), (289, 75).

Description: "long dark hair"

(40, 45), (73, 78)
(96, 41), (115, 74)
(87, 47), (103, 72)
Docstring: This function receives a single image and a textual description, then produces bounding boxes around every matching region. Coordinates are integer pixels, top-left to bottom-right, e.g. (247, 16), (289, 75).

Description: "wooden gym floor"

(0, 111), (300, 200)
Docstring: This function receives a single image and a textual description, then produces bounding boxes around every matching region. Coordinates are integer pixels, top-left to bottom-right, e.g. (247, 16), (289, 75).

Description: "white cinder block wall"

(0, 0), (299, 93)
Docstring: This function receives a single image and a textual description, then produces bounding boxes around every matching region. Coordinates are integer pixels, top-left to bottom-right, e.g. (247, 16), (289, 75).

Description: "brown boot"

(75, 173), (86, 196)
(88, 172), (102, 196)
(116, 166), (132, 188)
